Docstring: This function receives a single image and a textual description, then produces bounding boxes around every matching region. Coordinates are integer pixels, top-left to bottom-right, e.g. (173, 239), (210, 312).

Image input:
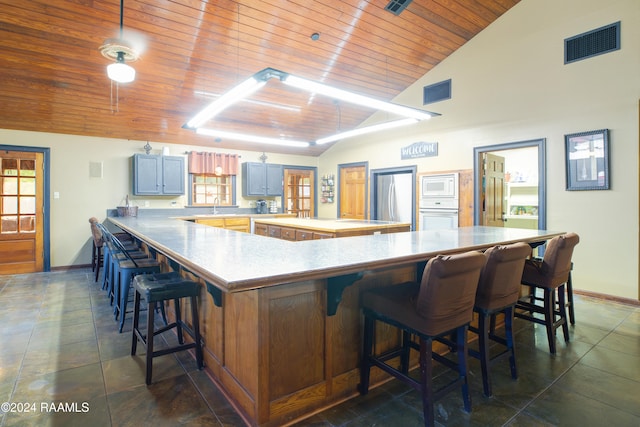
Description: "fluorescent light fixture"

(194, 90), (301, 113)
(187, 77), (266, 128)
(107, 54), (135, 83)
(316, 118), (418, 144)
(185, 67), (438, 148)
(282, 75), (433, 120)
(196, 128), (310, 148)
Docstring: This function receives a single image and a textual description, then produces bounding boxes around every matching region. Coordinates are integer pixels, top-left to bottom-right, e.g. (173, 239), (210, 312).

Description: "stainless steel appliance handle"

(389, 181), (395, 221)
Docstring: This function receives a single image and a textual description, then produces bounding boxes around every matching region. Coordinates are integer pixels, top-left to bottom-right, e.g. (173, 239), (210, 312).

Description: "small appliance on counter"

(269, 200), (278, 213)
(256, 199), (268, 214)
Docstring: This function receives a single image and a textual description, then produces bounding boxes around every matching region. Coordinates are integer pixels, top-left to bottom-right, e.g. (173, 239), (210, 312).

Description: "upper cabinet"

(242, 162), (283, 197)
(132, 154), (185, 195)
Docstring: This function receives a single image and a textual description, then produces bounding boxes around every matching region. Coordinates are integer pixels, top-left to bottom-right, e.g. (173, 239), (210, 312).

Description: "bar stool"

(515, 233), (580, 354)
(468, 242), (531, 397)
(131, 271), (204, 385)
(525, 259), (576, 325)
(90, 218), (135, 283)
(88, 218), (104, 282)
(107, 235), (161, 333)
(359, 251), (486, 427)
(95, 223), (148, 308)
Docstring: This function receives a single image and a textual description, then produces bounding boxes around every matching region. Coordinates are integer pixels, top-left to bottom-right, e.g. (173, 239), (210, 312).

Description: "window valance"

(188, 152), (239, 176)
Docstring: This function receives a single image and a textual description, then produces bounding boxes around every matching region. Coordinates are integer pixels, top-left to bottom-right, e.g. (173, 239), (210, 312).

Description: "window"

(1, 156), (37, 234)
(191, 174), (233, 206)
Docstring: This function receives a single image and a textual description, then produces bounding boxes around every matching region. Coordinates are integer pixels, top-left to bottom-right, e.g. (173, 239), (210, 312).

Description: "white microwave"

(420, 173), (459, 199)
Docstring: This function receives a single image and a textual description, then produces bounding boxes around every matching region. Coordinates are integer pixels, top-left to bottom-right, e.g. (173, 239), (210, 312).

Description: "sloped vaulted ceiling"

(0, 0), (520, 156)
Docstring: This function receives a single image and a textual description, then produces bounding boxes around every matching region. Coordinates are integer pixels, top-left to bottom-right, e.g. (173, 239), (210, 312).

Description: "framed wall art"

(565, 129), (610, 190)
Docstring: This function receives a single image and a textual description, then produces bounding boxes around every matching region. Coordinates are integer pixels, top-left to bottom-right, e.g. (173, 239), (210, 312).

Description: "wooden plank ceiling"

(0, 0), (519, 156)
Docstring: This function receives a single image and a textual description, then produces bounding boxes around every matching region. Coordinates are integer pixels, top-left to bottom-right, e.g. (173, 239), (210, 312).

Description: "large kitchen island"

(108, 216), (564, 427)
(253, 217), (411, 239)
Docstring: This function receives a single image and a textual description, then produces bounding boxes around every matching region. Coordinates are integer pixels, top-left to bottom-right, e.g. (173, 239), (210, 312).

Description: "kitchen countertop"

(253, 217), (410, 232)
(108, 216), (564, 293)
(174, 213), (295, 220)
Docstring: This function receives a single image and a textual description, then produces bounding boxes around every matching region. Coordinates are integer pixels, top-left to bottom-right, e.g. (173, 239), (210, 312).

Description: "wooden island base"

(166, 260), (426, 427)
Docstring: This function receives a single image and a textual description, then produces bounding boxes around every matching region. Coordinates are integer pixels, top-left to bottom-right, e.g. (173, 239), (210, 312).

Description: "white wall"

(0, 130), (317, 267)
(318, 0), (640, 300)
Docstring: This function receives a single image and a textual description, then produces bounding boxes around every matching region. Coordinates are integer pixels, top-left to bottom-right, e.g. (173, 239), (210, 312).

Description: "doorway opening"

(371, 166), (416, 230)
(0, 145), (50, 273)
(283, 167), (316, 218)
(473, 139), (546, 230)
(337, 162), (368, 220)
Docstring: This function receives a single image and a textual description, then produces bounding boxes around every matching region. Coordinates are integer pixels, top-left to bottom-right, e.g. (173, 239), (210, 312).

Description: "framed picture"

(565, 129), (610, 190)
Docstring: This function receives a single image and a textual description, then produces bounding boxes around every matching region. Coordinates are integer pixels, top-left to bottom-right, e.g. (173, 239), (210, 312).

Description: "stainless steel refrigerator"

(375, 172), (414, 230)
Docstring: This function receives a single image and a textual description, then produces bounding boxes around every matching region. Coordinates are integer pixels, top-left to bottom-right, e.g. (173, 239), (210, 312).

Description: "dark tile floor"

(0, 269), (638, 426)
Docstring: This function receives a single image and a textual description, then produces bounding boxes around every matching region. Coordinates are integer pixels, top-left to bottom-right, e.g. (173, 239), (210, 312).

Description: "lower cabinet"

(255, 223), (268, 236)
(225, 218), (251, 233)
(295, 229), (314, 241)
(312, 231), (335, 239)
(195, 217), (250, 233)
(280, 227), (296, 241)
(255, 223), (336, 240)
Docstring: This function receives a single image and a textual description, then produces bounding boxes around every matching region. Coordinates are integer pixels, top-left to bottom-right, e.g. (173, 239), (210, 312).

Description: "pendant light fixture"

(99, 0), (139, 83)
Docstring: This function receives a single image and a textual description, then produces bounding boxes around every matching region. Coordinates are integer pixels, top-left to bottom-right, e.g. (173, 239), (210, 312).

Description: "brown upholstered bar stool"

(515, 233), (580, 354)
(359, 251), (486, 427)
(469, 242), (531, 397)
(131, 271), (204, 385)
(88, 217), (104, 282)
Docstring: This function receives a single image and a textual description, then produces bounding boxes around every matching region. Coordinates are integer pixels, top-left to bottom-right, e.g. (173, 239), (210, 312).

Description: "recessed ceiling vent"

(385, 0), (413, 15)
(564, 21), (620, 64)
(423, 79), (451, 105)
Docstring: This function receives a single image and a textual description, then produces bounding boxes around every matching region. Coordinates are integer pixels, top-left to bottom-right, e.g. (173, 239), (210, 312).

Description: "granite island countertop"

(108, 216), (563, 293)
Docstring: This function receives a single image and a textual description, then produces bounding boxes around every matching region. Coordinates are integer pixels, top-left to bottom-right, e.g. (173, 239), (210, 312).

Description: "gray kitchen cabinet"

(242, 162), (283, 197)
(133, 154), (185, 195)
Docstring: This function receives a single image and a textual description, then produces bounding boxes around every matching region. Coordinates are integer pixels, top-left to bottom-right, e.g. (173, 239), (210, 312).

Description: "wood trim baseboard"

(574, 289), (640, 307)
(51, 264), (92, 272)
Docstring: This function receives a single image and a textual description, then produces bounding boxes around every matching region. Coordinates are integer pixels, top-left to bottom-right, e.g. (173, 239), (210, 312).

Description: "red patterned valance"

(188, 152), (239, 176)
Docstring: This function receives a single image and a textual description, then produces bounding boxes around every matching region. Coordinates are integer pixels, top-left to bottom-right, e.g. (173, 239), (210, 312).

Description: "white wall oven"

(419, 173), (459, 230)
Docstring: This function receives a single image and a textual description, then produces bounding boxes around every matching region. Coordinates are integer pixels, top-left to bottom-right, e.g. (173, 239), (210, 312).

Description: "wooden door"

(284, 168), (314, 218)
(483, 153), (506, 227)
(339, 165), (366, 219)
(0, 151), (45, 274)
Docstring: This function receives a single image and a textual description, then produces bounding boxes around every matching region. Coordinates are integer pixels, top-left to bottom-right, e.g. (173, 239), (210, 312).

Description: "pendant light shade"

(100, 0), (139, 83)
(107, 52), (136, 83)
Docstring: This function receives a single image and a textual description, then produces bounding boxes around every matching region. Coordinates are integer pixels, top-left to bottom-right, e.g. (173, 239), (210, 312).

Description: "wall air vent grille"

(423, 79), (451, 105)
(565, 21), (620, 64)
(385, 0), (413, 15)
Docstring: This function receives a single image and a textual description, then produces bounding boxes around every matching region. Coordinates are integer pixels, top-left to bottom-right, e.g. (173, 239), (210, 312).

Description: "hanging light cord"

(110, 0), (125, 113)
(119, 0), (125, 39)
(110, 79), (120, 113)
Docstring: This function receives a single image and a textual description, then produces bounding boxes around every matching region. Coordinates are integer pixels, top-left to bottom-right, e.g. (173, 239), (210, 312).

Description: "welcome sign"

(401, 141), (438, 160)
